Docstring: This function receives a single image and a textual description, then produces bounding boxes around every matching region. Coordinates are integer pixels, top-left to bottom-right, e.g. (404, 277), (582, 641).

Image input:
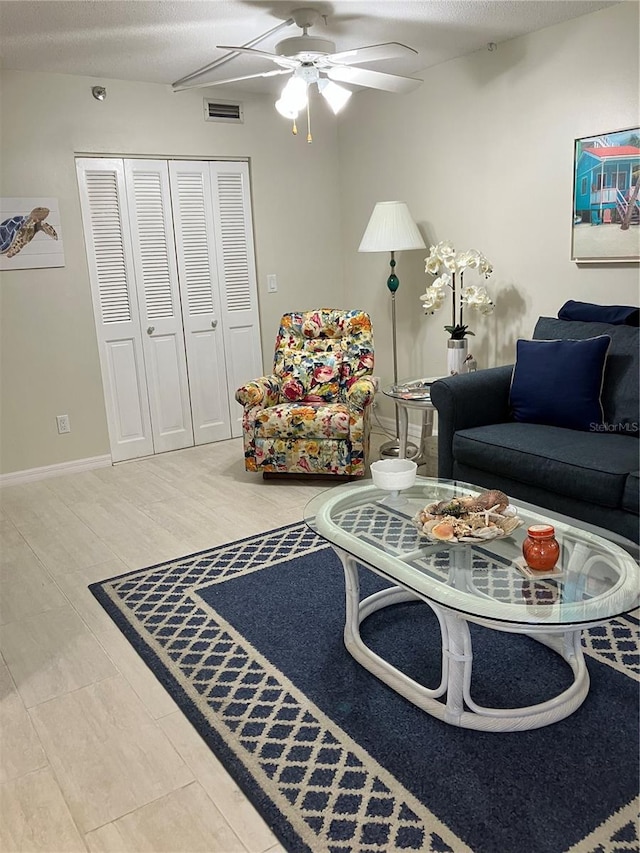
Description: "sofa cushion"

(275, 349), (343, 402)
(510, 336), (610, 431)
(558, 301), (639, 326)
(452, 422), (638, 508)
(622, 472), (640, 515)
(534, 317), (639, 436)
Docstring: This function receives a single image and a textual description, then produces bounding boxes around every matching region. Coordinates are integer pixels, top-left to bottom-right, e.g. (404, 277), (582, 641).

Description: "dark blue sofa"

(431, 317), (639, 543)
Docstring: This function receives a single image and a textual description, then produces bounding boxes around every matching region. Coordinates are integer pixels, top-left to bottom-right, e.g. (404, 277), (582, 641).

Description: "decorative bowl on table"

(370, 459), (417, 506)
(412, 489), (523, 543)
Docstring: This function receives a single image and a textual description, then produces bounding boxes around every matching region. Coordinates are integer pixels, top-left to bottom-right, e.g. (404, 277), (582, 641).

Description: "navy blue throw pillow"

(510, 336), (611, 431)
(558, 300), (639, 326)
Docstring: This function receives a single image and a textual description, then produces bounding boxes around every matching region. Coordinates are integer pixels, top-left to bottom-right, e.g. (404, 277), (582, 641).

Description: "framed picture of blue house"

(571, 127), (640, 263)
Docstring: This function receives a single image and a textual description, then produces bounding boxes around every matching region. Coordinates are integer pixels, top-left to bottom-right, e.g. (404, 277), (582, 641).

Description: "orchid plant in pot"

(420, 241), (494, 374)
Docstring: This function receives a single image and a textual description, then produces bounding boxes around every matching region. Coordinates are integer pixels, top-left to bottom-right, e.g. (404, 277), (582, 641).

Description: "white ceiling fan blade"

(172, 17), (295, 88)
(323, 42), (417, 67)
(216, 46), (299, 69)
(173, 68), (292, 92)
(327, 66), (422, 94)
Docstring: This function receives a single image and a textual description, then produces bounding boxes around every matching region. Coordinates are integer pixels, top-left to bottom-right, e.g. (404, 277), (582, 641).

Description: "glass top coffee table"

(304, 477), (639, 731)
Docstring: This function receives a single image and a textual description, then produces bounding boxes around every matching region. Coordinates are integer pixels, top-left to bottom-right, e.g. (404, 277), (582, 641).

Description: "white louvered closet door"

(169, 161), (232, 444)
(209, 161), (262, 437)
(124, 160), (194, 453)
(78, 157), (261, 462)
(76, 158), (154, 463)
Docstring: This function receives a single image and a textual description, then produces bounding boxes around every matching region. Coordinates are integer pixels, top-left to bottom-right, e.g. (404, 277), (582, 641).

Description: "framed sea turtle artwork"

(0, 197), (65, 270)
(571, 126), (640, 263)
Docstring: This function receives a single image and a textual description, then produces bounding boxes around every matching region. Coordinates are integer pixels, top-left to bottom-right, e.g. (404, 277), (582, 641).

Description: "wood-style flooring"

(0, 431), (437, 853)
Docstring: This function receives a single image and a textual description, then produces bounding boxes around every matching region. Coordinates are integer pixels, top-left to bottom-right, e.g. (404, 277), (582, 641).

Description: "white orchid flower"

(432, 273), (451, 290)
(419, 285), (445, 312)
(461, 285), (481, 303)
(462, 285), (495, 314)
(456, 250), (480, 270)
(422, 242), (495, 328)
(424, 255), (441, 275)
(436, 241), (456, 260)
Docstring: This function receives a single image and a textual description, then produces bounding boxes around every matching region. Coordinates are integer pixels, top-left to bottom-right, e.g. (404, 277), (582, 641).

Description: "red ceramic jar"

(522, 524), (560, 571)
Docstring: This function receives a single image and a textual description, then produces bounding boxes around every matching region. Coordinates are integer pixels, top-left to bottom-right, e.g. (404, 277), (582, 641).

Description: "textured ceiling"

(0, 0), (618, 94)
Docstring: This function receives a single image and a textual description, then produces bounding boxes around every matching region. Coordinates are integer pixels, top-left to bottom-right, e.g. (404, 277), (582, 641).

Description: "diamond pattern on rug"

(582, 613), (640, 680)
(95, 521), (639, 853)
(564, 798), (640, 853)
(100, 523), (468, 853)
(336, 504), (424, 555)
(114, 523), (321, 608)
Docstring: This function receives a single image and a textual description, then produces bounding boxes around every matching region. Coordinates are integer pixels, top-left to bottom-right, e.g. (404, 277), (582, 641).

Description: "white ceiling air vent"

(204, 99), (244, 123)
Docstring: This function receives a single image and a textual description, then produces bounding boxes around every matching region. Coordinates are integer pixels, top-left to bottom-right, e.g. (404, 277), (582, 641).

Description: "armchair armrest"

(235, 374), (281, 409)
(430, 366), (513, 478)
(346, 376), (377, 411)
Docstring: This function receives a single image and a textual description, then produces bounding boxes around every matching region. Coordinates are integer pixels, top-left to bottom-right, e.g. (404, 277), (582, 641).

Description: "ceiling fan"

(172, 7), (422, 137)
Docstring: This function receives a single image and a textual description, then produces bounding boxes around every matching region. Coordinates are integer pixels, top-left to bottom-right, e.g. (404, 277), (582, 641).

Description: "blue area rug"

(89, 522), (640, 853)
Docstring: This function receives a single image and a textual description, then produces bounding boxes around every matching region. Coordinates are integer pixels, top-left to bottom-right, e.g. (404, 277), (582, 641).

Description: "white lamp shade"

(319, 80), (352, 114)
(358, 201), (425, 253)
(280, 75), (308, 111)
(275, 98), (299, 119)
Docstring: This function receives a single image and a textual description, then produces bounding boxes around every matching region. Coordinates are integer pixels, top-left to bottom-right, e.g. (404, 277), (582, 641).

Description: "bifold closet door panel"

(124, 160), (194, 453)
(76, 158), (154, 463)
(209, 162), (263, 439)
(78, 156), (262, 460)
(168, 161), (232, 445)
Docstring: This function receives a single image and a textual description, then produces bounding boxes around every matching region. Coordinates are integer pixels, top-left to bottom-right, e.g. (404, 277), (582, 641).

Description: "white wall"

(2, 3), (638, 475)
(0, 72), (344, 474)
(339, 2), (639, 420)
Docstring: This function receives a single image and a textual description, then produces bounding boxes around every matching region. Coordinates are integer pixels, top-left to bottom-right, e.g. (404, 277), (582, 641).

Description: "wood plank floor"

(0, 431), (438, 852)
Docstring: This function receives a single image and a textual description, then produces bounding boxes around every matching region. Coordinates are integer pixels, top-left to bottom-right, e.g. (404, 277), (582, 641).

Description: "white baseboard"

(0, 454), (112, 487)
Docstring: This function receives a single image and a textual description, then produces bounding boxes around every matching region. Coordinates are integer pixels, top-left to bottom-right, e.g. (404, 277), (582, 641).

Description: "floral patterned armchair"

(235, 309), (375, 476)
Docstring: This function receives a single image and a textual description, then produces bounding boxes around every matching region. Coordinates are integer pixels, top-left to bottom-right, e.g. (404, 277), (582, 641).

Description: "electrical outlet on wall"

(56, 414), (71, 434)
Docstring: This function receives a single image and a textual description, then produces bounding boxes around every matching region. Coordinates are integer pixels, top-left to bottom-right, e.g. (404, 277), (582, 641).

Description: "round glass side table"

(382, 378), (439, 465)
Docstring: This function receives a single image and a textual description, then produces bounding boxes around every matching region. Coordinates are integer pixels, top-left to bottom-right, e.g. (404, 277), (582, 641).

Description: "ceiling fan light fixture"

(279, 75), (309, 112)
(275, 97), (299, 119)
(318, 79), (352, 114)
(185, 11), (422, 139)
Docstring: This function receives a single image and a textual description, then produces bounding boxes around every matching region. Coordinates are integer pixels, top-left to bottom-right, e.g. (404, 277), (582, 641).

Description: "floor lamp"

(358, 200), (426, 458)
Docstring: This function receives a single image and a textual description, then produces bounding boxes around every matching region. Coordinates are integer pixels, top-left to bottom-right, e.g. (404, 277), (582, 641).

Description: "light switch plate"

(267, 274), (278, 293)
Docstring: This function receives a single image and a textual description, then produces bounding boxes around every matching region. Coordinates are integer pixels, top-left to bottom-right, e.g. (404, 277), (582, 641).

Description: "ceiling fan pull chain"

(292, 118), (298, 135)
(306, 100), (312, 144)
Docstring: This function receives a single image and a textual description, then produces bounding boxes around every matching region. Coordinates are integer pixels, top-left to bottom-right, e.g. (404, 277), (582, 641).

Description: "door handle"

(211, 320), (218, 329)
(147, 326), (155, 335)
